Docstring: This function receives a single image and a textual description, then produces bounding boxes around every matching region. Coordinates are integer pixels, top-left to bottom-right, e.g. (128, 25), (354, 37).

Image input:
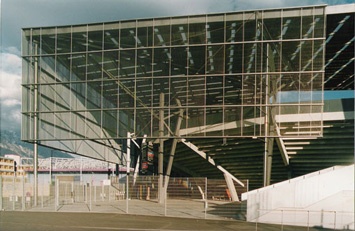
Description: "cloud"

(0, 49), (22, 131)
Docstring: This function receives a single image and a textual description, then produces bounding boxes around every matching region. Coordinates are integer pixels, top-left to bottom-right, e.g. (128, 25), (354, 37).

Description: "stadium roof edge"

(22, 4), (336, 31)
(326, 3), (355, 15)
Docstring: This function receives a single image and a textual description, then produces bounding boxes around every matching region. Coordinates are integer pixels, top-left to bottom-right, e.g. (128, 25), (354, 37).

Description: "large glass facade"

(22, 6), (325, 157)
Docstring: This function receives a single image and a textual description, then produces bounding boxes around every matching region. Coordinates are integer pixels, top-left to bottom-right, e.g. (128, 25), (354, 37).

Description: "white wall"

(242, 165), (354, 229)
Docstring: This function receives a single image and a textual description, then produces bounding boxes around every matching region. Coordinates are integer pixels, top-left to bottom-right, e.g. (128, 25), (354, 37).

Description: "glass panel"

(225, 106), (242, 136)
(152, 77), (169, 107)
(102, 110), (118, 137)
(244, 43), (257, 73)
(137, 48), (152, 77)
(207, 15), (224, 42)
(87, 52), (103, 81)
(187, 107), (205, 135)
(22, 30), (31, 56)
(54, 112), (72, 139)
(171, 47), (187, 76)
(101, 80), (118, 109)
(313, 15), (324, 38)
(120, 49), (136, 77)
(102, 50), (119, 78)
(38, 112), (55, 140)
(22, 115), (34, 140)
(134, 108), (153, 137)
(72, 25), (88, 53)
(226, 44), (242, 74)
(40, 28), (56, 55)
(120, 28), (136, 49)
(282, 41), (301, 72)
(282, 10), (301, 40)
(206, 76), (222, 106)
(71, 54), (87, 81)
(154, 25), (170, 46)
(104, 26), (120, 50)
(57, 27), (71, 53)
(206, 108), (223, 136)
(55, 83), (71, 110)
(189, 76), (205, 106)
(244, 14), (257, 42)
(39, 56), (56, 83)
(226, 13), (243, 42)
(56, 55), (71, 82)
(135, 78), (152, 108)
(73, 111), (86, 138)
(39, 84), (55, 112)
(301, 40), (314, 72)
(70, 82), (86, 110)
(171, 19), (188, 46)
(189, 46), (205, 75)
(88, 25), (103, 51)
(188, 17), (205, 45)
(170, 76), (188, 106)
(153, 47), (170, 77)
(22, 86), (33, 112)
(225, 75), (242, 105)
(268, 42), (281, 72)
(263, 11), (281, 40)
(86, 110), (102, 138)
(137, 24), (153, 47)
(117, 78), (135, 108)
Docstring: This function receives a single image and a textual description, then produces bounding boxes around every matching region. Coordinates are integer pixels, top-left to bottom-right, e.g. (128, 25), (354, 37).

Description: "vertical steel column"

(33, 42), (39, 206)
(158, 93), (164, 203)
(164, 99), (183, 190)
(264, 43), (275, 186)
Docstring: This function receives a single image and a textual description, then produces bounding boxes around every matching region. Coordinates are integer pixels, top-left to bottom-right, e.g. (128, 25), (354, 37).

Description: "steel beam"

(181, 139), (245, 188)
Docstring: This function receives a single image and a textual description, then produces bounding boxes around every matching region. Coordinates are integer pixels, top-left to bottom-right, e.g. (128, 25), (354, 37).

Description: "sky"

(0, 0), (354, 132)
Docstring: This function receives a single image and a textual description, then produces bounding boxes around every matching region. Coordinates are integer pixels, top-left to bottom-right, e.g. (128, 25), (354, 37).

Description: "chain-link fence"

(0, 175), (248, 219)
(1, 174), (354, 230)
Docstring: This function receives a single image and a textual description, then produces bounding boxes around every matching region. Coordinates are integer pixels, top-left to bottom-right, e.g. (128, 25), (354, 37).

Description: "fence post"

(0, 176), (2, 210)
(281, 210), (283, 231)
(126, 175), (129, 214)
(204, 177), (207, 219)
(89, 182), (92, 211)
(12, 173), (15, 211)
(55, 178), (59, 211)
(41, 181), (44, 208)
(164, 186), (167, 217)
(94, 185), (97, 203)
(22, 176), (25, 211)
(71, 182), (74, 204)
(333, 211), (336, 230)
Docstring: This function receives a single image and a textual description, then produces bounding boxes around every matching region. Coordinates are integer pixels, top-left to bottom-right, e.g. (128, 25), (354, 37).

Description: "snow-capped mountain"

(0, 130), (71, 158)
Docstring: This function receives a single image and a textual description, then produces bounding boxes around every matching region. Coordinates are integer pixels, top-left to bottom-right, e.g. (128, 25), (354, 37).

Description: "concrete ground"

(0, 200), (337, 231)
(0, 211), (336, 231)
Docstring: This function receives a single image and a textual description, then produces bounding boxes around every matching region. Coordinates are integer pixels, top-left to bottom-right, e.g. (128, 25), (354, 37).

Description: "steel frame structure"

(22, 5), (331, 203)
